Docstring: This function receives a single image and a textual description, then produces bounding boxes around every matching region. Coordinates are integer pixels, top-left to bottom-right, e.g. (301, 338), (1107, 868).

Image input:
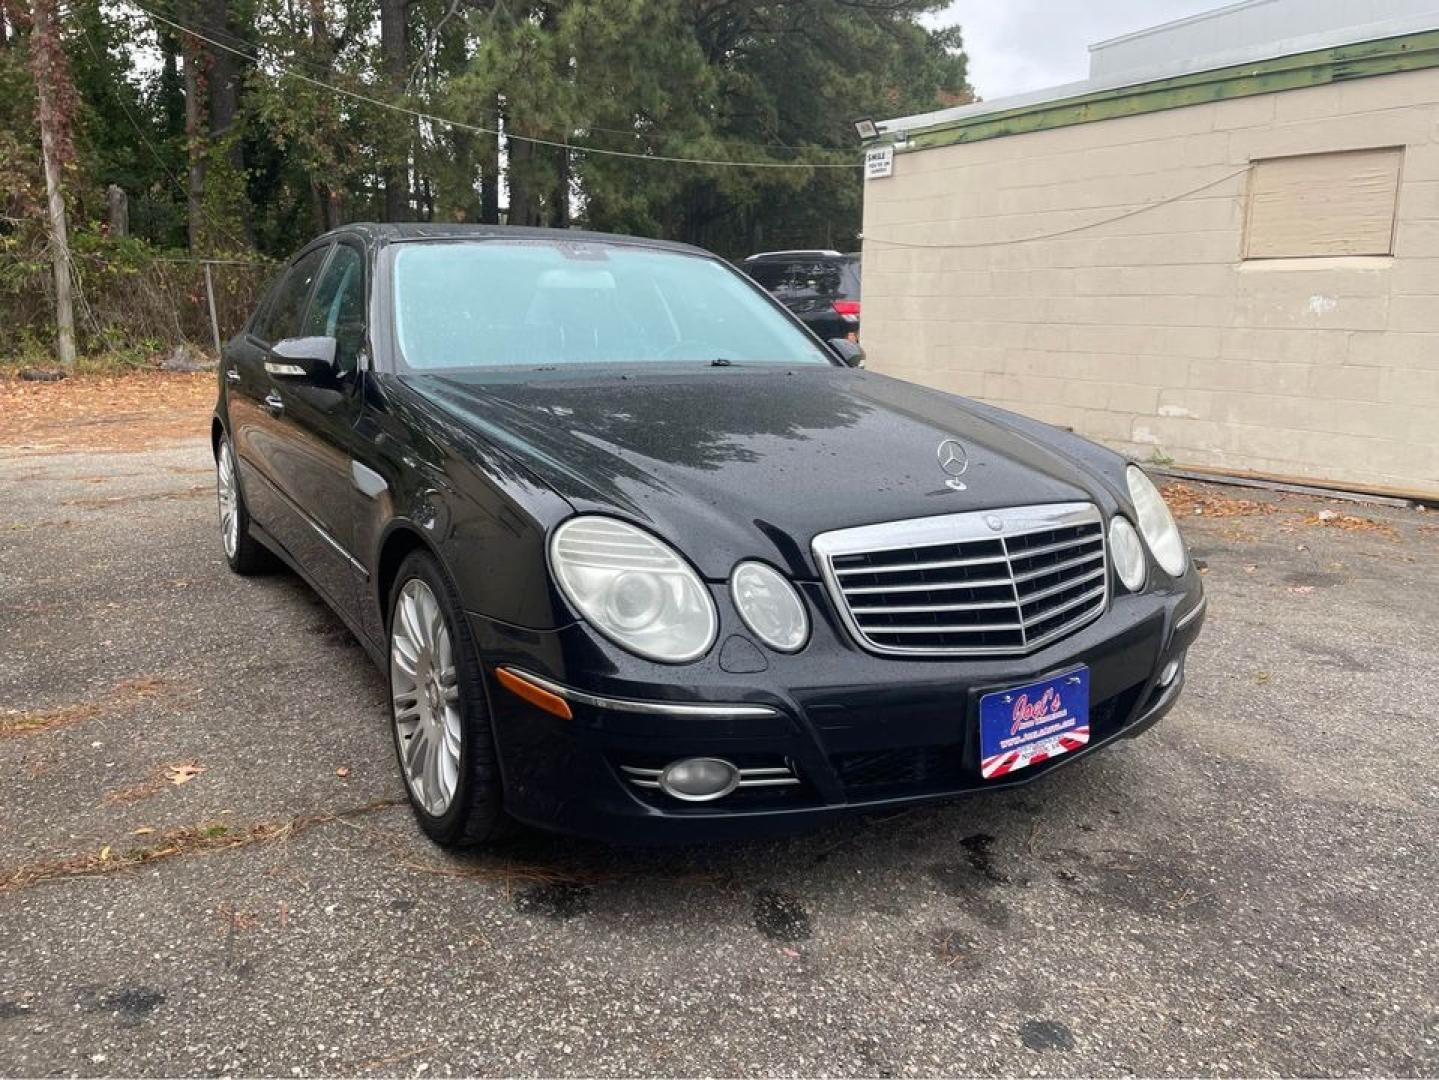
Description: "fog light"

(659, 757), (740, 802)
(1159, 659), (1180, 687)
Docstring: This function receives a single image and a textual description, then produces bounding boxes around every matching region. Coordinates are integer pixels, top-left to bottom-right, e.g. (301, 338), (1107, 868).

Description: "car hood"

(409, 366), (1123, 579)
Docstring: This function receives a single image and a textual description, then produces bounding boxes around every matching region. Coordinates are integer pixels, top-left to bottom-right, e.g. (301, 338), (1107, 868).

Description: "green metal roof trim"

(892, 29), (1439, 154)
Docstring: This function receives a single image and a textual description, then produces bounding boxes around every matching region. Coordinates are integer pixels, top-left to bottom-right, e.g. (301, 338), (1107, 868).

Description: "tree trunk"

(306, 0), (341, 232)
(479, 92), (499, 224)
(181, 12), (205, 250)
(551, 142), (570, 228)
(200, 0), (240, 167)
(106, 184), (128, 237)
(507, 134), (534, 226)
(29, 0), (76, 369)
(379, 0), (408, 221)
(179, 0), (251, 251)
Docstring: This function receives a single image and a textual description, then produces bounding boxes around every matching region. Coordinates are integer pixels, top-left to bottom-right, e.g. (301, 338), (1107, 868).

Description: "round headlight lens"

(1126, 465), (1187, 578)
(550, 516), (717, 663)
(1108, 515), (1147, 592)
(730, 561), (809, 653)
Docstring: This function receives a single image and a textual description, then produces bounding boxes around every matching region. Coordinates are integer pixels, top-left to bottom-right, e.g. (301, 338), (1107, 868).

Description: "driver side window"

(258, 246), (328, 344)
(302, 244), (365, 374)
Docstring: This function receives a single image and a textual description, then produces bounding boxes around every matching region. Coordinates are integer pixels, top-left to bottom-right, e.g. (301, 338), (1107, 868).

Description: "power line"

(862, 167), (1249, 250)
(121, 0), (863, 170)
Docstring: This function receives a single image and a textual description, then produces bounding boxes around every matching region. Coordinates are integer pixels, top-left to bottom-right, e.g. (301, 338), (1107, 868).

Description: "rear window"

(747, 256), (859, 300)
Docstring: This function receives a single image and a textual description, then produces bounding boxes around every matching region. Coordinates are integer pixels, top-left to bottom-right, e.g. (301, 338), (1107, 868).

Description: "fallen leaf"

(99, 846), (111, 861)
(335, 766), (350, 778)
(165, 762), (207, 785)
(1161, 483), (1276, 519)
(132, 826), (155, 836)
(1301, 511), (1399, 539)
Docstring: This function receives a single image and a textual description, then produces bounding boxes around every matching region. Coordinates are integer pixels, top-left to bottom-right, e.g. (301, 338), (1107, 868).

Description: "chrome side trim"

(259, 466), (370, 580)
(1176, 595), (1207, 631)
(307, 516), (367, 576)
(499, 668), (781, 718)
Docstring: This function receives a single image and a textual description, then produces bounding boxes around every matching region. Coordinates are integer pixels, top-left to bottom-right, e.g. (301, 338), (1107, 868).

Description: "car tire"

(215, 435), (273, 576)
(387, 550), (507, 847)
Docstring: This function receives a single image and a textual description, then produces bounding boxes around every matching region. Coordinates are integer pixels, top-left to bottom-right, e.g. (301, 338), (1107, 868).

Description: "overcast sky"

(935, 0), (1229, 101)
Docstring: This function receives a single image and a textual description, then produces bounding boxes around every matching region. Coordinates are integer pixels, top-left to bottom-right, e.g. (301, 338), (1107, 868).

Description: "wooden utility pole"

(30, 0), (77, 370)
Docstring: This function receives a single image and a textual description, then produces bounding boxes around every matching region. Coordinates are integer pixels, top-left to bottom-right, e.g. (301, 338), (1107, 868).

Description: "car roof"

(744, 249), (849, 261)
(314, 222), (714, 259)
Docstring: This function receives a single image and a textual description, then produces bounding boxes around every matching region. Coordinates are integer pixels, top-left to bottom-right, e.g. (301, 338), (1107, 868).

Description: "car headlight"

(1108, 515), (1147, 592)
(730, 561), (809, 653)
(550, 516), (717, 663)
(1125, 465), (1187, 577)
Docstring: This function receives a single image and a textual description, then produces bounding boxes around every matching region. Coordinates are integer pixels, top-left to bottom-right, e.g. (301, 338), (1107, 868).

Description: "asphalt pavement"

(0, 438), (1435, 1077)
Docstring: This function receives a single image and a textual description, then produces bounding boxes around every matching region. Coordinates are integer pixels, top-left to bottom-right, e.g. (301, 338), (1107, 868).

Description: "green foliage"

(0, 0), (970, 324)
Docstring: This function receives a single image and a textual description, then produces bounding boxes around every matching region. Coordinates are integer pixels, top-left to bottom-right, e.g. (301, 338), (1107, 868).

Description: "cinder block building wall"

(861, 37), (1439, 498)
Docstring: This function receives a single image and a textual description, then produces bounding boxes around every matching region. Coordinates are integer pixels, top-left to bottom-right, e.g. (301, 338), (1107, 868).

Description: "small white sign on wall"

(864, 144), (894, 180)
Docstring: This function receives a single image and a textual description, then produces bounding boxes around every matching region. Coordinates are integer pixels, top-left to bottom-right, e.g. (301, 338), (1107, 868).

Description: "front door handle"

(263, 391), (284, 415)
(225, 369), (241, 384)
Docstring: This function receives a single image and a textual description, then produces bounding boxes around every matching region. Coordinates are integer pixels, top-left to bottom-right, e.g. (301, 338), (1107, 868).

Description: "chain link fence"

(0, 246), (274, 365)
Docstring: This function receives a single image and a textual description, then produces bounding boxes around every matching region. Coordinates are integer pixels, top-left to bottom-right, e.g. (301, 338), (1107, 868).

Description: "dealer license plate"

(979, 667), (1090, 780)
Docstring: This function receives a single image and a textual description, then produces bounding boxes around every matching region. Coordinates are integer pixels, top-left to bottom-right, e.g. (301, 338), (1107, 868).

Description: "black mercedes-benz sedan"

(213, 223), (1205, 847)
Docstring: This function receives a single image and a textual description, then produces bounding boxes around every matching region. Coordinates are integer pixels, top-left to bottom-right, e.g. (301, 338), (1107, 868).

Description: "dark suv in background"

(743, 250), (861, 342)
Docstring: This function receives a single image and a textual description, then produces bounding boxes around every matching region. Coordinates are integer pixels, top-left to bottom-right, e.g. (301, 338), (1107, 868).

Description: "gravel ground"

(0, 437), (1436, 1077)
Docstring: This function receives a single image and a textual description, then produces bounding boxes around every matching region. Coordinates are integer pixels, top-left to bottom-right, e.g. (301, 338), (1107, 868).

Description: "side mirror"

(268, 336), (338, 380)
(829, 338), (865, 368)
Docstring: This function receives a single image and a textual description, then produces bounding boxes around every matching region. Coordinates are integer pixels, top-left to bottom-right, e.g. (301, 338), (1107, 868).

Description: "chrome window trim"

(498, 667), (781, 718)
(811, 502), (1109, 658)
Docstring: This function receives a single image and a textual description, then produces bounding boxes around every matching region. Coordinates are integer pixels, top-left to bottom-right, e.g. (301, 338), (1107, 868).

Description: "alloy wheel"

(390, 578), (463, 816)
(216, 442), (240, 559)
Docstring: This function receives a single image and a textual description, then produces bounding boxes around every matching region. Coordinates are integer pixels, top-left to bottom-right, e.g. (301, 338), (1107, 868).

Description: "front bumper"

(469, 582), (1206, 844)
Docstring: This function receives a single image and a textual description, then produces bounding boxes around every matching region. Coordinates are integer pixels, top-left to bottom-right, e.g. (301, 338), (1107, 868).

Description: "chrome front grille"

(812, 502), (1109, 656)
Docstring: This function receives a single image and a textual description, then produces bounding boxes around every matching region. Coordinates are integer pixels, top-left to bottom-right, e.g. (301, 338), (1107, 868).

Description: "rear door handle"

(225, 369), (241, 384)
(263, 391), (284, 415)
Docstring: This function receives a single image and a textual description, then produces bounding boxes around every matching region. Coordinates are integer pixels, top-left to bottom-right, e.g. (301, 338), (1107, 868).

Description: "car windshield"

(390, 240), (834, 370)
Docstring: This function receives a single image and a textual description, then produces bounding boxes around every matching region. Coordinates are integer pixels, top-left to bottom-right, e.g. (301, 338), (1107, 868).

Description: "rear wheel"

(387, 550), (506, 847)
(215, 435), (271, 575)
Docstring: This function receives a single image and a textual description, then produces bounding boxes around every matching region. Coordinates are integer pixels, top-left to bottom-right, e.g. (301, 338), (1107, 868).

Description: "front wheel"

(387, 550), (506, 847)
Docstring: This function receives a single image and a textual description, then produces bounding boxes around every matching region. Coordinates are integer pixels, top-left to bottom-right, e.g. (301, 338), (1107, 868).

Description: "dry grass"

(0, 799), (402, 895)
(0, 700), (103, 738)
(102, 774), (169, 806)
(1, 676), (178, 738)
(61, 484), (210, 509)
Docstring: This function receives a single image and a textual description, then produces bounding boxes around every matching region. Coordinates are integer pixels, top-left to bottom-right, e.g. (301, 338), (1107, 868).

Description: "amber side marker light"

(495, 668), (573, 720)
